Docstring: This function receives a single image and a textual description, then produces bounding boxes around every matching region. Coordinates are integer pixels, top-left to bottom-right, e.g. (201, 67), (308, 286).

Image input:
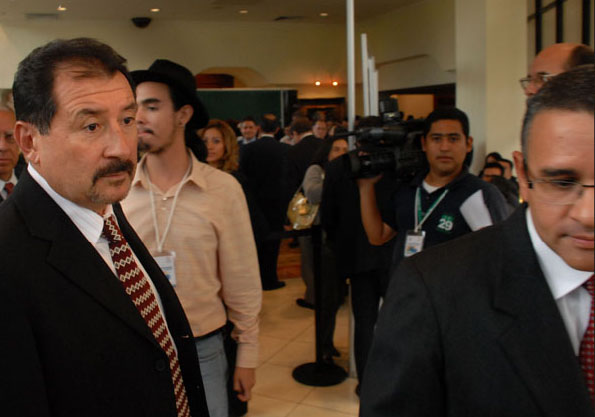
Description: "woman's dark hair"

(310, 136), (349, 168)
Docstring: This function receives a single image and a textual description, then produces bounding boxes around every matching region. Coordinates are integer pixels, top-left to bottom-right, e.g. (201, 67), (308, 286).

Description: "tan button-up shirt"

(122, 153), (262, 368)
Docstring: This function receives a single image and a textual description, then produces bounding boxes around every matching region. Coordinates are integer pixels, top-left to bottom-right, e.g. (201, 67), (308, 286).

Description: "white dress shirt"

(527, 209), (593, 355)
(0, 171), (18, 199)
(27, 164), (176, 344)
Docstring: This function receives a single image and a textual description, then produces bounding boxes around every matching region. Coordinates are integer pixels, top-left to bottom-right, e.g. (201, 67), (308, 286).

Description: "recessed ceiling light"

(320, 12), (329, 17)
(57, 5), (67, 11)
(239, 10), (248, 14)
(150, 8), (160, 13)
(332, 81), (339, 86)
(315, 81), (321, 86)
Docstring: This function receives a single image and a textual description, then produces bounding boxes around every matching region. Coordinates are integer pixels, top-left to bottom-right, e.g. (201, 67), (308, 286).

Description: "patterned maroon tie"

(4, 182), (14, 196)
(579, 275), (594, 404)
(102, 215), (191, 417)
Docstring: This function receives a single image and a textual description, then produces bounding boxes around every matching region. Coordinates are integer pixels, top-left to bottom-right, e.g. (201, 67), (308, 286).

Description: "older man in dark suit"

(0, 107), (20, 202)
(360, 65), (594, 416)
(0, 38), (209, 417)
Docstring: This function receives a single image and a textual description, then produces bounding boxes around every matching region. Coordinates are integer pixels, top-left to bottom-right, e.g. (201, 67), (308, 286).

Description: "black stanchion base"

(292, 362), (348, 387)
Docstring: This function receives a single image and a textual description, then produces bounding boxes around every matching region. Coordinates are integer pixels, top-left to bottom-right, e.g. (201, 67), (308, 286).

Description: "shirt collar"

(133, 150), (207, 192)
(27, 164), (112, 245)
(526, 209), (592, 300)
(0, 170), (18, 189)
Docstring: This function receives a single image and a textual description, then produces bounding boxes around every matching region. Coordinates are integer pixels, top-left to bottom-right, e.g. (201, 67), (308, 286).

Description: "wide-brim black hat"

(131, 59), (209, 129)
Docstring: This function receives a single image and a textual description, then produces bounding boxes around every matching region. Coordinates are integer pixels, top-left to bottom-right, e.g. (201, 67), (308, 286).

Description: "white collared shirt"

(0, 171), (18, 199)
(527, 210), (593, 355)
(27, 164), (176, 344)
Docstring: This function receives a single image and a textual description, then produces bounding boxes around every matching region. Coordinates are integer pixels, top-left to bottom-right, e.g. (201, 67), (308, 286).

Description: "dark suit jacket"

(360, 206), (593, 417)
(320, 156), (394, 278)
(0, 171), (209, 417)
(240, 135), (290, 231)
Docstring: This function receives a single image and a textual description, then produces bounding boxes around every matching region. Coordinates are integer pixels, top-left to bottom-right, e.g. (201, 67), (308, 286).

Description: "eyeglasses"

(519, 73), (555, 91)
(526, 177), (594, 205)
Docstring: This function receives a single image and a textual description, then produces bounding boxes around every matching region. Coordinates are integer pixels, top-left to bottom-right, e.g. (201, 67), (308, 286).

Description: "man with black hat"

(122, 60), (262, 417)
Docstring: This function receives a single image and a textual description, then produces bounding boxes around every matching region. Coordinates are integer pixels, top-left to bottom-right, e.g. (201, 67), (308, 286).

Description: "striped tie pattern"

(579, 275), (594, 404)
(4, 182), (14, 196)
(103, 215), (191, 417)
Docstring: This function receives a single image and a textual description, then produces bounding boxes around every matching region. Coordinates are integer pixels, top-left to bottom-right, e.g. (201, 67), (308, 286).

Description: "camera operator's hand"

(357, 174), (396, 245)
(356, 174), (383, 189)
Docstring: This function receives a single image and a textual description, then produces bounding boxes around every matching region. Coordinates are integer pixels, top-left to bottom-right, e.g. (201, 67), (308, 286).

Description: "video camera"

(336, 98), (426, 179)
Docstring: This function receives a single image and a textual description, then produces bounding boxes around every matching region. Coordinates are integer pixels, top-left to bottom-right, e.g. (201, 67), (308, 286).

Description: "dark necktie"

(4, 182), (14, 196)
(102, 215), (191, 417)
(579, 274), (594, 404)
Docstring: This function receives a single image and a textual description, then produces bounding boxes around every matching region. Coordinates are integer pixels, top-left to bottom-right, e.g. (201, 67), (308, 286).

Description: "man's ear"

(421, 136), (427, 152)
(175, 104), (194, 127)
(14, 121), (41, 164)
(466, 135), (474, 152)
(513, 150), (530, 204)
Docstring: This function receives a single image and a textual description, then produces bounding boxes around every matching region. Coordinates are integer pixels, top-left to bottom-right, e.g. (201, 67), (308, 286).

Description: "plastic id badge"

(404, 230), (426, 258)
(153, 250), (177, 287)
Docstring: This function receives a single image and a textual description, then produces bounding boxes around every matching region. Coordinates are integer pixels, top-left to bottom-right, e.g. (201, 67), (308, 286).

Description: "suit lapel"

(493, 208), (592, 416)
(14, 172), (160, 348)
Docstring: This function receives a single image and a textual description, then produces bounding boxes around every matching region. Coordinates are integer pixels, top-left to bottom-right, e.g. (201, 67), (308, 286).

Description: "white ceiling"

(0, 0), (424, 24)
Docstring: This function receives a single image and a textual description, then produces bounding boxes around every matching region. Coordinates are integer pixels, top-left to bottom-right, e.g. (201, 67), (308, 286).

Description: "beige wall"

(393, 94), (434, 118)
(357, 0), (456, 90)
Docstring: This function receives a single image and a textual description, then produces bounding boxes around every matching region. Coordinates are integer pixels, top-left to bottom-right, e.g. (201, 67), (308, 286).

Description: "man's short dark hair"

(260, 117), (279, 134)
(566, 44), (595, 70)
(498, 158), (513, 169)
(485, 151), (503, 161)
(241, 115), (258, 125)
(12, 38), (132, 135)
(522, 64), (594, 154)
(482, 162), (504, 176)
(423, 107), (470, 138)
(289, 117), (312, 135)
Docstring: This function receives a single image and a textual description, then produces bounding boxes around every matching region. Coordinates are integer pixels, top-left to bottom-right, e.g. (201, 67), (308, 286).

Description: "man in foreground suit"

(360, 65), (594, 416)
(0, 38), (209, 417)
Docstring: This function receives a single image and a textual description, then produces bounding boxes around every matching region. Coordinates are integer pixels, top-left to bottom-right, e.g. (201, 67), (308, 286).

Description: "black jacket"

(360, 206), (593, 417)
(0, 170), (209, 417)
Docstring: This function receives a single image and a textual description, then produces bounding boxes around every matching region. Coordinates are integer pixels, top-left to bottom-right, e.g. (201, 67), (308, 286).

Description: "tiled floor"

(248, 278), (359, 417)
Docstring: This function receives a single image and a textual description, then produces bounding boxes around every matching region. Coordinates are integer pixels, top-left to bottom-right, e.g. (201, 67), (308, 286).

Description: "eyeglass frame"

(523, 160), (594, 205)
(519, 72), (556, 91)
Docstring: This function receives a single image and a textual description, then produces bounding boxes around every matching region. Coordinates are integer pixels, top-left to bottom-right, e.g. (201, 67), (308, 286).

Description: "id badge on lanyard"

(403, 187), (448, 257)
(404, 230), (426, 257)
(152, 250), (177, 287)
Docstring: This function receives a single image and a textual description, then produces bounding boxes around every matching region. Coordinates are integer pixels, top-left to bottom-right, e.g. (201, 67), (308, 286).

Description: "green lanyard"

(414, 187), (448, 233)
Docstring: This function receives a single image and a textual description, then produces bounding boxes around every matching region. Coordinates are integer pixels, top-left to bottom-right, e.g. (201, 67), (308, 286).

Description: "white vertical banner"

(361, 33), (370, 117)
(369, 57), (379, 116)
(346, 0), (356, 133)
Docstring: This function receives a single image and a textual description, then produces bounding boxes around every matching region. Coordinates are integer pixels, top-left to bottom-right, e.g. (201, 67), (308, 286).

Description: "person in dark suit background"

(0, 107), (20, 202)
(240, 115), (289, 290)
(360, 65), (594, 416)
(0, 38), (209, 417)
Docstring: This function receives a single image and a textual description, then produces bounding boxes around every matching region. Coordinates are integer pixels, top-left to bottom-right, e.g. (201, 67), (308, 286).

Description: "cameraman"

(358, 108), (509, 273)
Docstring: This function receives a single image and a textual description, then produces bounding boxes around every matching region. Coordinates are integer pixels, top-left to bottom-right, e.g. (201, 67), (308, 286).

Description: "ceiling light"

(320, 12), (329, 17)
(332, 81), (339, 86)
(150, 8), (160, 13)
(239, 10), (248, 14)
(315, 81), (321, 86)
(57, 5), (67, 11)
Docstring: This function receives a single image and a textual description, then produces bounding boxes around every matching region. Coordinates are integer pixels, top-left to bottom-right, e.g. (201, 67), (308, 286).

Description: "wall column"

(455, 0), (527, 173)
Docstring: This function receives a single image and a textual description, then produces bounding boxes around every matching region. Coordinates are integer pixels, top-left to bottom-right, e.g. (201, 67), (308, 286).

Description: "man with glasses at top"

(360, 65), (594, 417)
(520, 42), (594, 97)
